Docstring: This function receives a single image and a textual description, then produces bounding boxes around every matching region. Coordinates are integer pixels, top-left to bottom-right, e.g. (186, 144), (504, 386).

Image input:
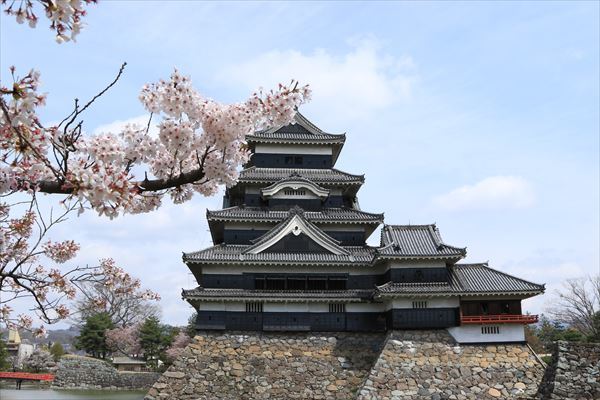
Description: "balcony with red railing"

(460, 314), (539, 325)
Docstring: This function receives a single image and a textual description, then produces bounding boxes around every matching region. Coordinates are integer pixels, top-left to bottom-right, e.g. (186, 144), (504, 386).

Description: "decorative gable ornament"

(244, 211), (349, 255)
(261, 177), (330, 199)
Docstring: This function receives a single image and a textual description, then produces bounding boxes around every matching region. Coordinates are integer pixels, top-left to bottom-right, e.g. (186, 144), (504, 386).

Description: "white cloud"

(220, 38), (417, 121)
(92, 114), (158, 136)
(433, 176), (535, 210)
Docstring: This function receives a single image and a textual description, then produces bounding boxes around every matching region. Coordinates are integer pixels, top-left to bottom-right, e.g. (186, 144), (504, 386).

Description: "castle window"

(329, 304), (345, 313)
(481, 326), (500, 335)
(265, 277), (286, 290)
(287, 277), (306, 290)
(246, 302), (263, 312)
(284, 189), (306, 196)
(255, 277), (266, 290)
(307, 277), (327, 290)
(412, 301), (428, 309)
(328, 277), (347, 290)
(295, 156), (303, 165)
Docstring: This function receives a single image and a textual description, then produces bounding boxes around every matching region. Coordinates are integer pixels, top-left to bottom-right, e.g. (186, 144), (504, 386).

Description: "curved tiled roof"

(183, 244), (378, 265)
(375, 263), (544, 297)
(379, 224), (466, 259)
(207, 207), (384, 224)
(183, 287), (372, 302)
(239, 167), (364, 185)
(247, 113), (346, 145)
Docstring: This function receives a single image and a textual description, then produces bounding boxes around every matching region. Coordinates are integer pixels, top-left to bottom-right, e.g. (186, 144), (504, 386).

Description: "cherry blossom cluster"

(106, 324), (142, 355)
(2, 0), (97, 43)
(165, 331), (191, 361)
(43, 239), (79, 263)
(0, 201), (160, 333)
(1, 67), (310, 219)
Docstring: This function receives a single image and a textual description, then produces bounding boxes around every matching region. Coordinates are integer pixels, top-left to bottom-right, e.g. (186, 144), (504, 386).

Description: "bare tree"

(73, 281), (161, 328)
(548, 275), (600, 338)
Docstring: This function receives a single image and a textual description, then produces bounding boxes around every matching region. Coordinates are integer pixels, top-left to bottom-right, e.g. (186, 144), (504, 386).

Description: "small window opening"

(329, 304), (345, 313)
(481, 326), (500, 335)
(412, 301), (428, 309)
(246, 302), (263, 312)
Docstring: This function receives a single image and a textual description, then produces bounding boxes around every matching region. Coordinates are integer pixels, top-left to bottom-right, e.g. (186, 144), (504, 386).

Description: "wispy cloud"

(220, 37), (417, 121)
(92, 115), (156, 136)
(433, 176), (535, 211)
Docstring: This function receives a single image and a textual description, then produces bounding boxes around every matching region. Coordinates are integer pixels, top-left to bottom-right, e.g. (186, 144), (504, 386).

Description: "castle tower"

(182, 113), (544, 343)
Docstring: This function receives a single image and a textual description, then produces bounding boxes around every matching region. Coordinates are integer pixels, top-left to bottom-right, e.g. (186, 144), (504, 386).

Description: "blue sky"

(1, 1), (598, 326)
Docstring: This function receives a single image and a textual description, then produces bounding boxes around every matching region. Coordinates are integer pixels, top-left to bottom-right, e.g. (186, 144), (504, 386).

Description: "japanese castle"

(182, 113), (544, 343)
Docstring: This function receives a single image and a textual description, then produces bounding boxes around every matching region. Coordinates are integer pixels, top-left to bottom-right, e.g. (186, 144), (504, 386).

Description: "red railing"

(461, 314), (538, 325)
(0, 372), (55, 381)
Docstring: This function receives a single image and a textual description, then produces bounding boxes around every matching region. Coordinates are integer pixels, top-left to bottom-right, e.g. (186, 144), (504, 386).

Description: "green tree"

(186, 312), (198, 338)
(139, 317), (164, 368)
(0, 338), (10, 370)
(559, 328), (584, 342)
(139, 317), (177, 369)
(75, 312), (114, 359)
(524, 325), (544, 353)
(536, 314), (565, 351)
(587, 312), (600, 343)
(49, 342), (65, 362)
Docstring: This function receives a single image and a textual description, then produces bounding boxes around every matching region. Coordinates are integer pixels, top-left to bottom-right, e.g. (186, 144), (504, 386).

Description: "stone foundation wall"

(147, 330), (551, 400)
(356, 330), (544, 400)
(536, 340), (600, 400)
(146, 331), (386, 400)
(53, 355), (159, 390)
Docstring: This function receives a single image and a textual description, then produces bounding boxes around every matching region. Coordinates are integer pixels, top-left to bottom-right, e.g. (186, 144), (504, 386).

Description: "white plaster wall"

(198, 302), (245, 311)
(224, 222), (273, 230)
(245, 186), (261, 194)
(264, 303), (310, 312)
(388, 261), (447, 269)
(346, 303), (386, 312)
(255, 144), (332, 155)
(391, 298), (459, 309)
(447, 324), (525, 343)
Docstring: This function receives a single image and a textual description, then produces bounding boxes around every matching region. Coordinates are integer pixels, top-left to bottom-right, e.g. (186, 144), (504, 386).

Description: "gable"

(244, 213), (349, 255)
(262, 232), (329, 253)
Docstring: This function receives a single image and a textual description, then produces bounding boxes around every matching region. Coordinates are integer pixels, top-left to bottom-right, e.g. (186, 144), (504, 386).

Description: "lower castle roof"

(182, 263), (544, 303)
(183, 288), (372, 302)
(375, 263), (544, 298)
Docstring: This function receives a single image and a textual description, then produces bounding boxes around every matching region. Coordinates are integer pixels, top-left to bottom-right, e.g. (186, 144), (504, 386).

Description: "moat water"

(0, 386), (145, 400)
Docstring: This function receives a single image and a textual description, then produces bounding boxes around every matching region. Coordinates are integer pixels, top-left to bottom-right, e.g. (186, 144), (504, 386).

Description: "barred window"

(246, 302), (263, 312)
(284, 189), (306, 196)
(412, 301), (428, 309)
(481, 326), (500, 335)
(329, 304), (345, 313)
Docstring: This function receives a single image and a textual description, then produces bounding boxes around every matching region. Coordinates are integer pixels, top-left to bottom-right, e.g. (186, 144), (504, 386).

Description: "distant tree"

(49, 342), (65, 362)
(75, 312), (114, 359)
(186, 312), (198, 338)
(165, 331), (191, 362)
(23, 348), (55, 372)
(524, 325), (544, 354)
(560, 328), (584, 342)
(589, 312), (600, 343)
(535, 314), (565, 351)
(105, 324), (142, 356)
(139, 317), (175, 369)
(548, 275), (600, 338)
(73, 277), (161, 328)
(0, 338), (9, 370)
